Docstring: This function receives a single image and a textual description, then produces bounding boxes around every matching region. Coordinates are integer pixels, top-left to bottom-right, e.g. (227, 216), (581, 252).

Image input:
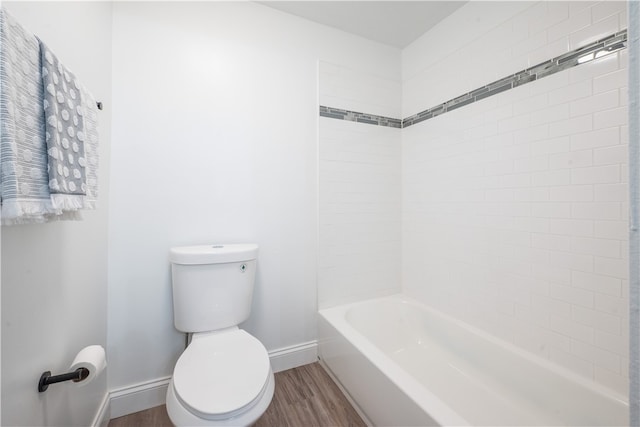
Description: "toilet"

(165, 244), (274, 426)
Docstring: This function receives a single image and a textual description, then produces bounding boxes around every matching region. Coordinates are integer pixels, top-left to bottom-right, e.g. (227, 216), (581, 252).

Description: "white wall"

(108, 1), (400, 393)
(318, 62), (402, 308)
(1, 2), (112, 426)
(402, 1), (628, 395)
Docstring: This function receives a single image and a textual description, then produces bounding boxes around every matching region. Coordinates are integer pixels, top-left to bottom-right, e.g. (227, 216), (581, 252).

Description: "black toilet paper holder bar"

(38, 367), (90, 392)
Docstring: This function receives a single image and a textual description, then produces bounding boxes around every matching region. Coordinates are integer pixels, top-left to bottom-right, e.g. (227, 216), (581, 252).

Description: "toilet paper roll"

(69, 345), (107, 387)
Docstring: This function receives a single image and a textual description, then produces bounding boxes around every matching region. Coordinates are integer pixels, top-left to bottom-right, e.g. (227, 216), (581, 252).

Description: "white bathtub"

(318, 294), (628, 426)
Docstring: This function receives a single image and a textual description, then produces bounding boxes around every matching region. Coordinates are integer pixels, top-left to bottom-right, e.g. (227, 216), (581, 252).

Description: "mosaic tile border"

(403, 29), (627, 128)
(320, 29), (627, 129)
(319, 105), (402, 128)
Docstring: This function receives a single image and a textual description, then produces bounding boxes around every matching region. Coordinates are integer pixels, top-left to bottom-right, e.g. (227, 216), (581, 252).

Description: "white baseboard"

(107, 340), (318, 419)
(92, 392), (111, 427)
(269, 340), (318, 373)
(109, 376), (171, 419)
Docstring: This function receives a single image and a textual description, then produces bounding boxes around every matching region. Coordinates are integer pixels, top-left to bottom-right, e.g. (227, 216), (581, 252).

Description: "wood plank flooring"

(108, 363), (366, 427)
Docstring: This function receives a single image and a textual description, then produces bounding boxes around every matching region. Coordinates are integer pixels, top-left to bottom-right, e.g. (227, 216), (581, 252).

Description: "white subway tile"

(571, 202), (620, 220)
(591, 1), (627, 23)
(594, 220), (628, 240)
(549, 149), (593, 170)
(498, 113), (531, 134)
(531, 136), (571, 156)
(499, 173), (532, 188)
(593, 145), (628, 166)
(595, 256), (628, 280)
(512, 30), (548, 57)
(570, 236), (621, 258)
(620, 49), (628, 71)
(514, 304), (548, 328)
(549, 218), (594, 237)
(513, 217), (551, 233)
(528, 37), (571, 68)
(571, 165), (620, 185)
(548, 6), (591, 43)
(499, 229), (532, 247)
(531, 294), (571, 318)
(550, 251), (594, 273)
(532, 169), (571, 186)
(485, 188), (515, 202)
(533, 263), (571, 285)
(549, 114), (593, 138)
(594, 366), (628, 396)
(594, 183), (627, 202)
(550, 313), (595, 343)
(571, 338), (621, 372)
(513, 93), (548, 115)
(570, 127), (620, 151)
(594, 106), (628, 130)
(620, 87), (628, 107)
(593, 69), (627, 94)
(549, 185), (593, 202)
(594, 329), (628, 356)
(569, 2), (598, 15)
(548, 80), (592, 106)
(514, 156), (549, 173)
(499, 144), (532, 161)
(514, 124), (549, 145)
(569, 14), (619, 50)
(572, 270), (622, 297)
(550, 282), (595, 308)
(569, 53), (619, 84)
(485, 159), (515, 175)
(532, 233), (570, 251)
(595, 293), (627, 317)
(570, 90), (619, 117)
(514, 187), (550, 202)
(531, 104), (570, 126)
(532, 202), (571, 218)
(549, 346), (595, 379)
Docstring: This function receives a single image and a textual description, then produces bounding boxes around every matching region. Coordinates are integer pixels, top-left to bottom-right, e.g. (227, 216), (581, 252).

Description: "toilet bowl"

(166, 329), (274, 426)
(166, 244), (274, 426)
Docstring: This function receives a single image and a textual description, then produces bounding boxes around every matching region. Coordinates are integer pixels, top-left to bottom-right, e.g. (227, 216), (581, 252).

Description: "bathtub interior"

(321, 295), (628, 427)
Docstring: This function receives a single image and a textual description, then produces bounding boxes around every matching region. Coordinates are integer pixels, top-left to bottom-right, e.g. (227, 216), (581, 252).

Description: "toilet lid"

(173, 329), (271, 418)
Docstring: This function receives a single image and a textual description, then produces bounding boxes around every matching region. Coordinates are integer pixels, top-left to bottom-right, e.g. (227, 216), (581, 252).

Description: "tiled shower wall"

(318, 62), (402, 308)
(402, 1), (629, 395)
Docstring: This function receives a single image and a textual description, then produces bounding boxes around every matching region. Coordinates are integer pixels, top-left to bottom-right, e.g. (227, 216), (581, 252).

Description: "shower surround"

(318, 1), (630, 416)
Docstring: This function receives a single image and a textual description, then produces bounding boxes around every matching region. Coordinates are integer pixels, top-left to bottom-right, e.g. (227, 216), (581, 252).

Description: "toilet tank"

(169, 244), (259, 333)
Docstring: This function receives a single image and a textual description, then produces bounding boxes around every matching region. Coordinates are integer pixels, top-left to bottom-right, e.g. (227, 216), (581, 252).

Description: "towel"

(79, 84), (99, 209)
(0, 9), (55, 225)
(38, 39), (88, 212)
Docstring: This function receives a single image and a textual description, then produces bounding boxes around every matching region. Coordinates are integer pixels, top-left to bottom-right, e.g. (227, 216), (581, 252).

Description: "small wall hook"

(38, 367), (90, 392)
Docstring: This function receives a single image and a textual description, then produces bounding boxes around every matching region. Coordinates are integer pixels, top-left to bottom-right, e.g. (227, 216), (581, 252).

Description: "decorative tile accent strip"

(319, 106), (402, 128)
(320, 30), (626, 129)
(402, 29), (627, 128)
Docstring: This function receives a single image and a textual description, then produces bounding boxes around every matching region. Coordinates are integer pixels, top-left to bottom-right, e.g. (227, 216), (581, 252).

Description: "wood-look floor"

(108, 363), (366, 427)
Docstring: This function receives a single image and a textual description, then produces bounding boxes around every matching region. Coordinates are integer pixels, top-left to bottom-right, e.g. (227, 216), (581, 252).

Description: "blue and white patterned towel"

(79, 84), (99, 209)
(0, 9), (55, 225)
(39, 39), (88, 212)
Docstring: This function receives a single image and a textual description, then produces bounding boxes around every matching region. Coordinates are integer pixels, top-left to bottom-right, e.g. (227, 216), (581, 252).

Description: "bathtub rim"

(319, 293), (629, 425)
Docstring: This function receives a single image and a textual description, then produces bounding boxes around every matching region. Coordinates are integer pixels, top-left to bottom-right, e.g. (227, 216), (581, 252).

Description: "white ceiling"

(259, 1), (467, 49)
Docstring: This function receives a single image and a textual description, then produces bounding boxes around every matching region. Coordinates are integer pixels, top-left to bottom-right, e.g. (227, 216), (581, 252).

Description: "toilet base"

(166, 369), (275, 426)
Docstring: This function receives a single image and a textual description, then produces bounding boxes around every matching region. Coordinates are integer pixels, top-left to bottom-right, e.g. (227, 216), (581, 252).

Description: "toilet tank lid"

(170, 244), (258, 265)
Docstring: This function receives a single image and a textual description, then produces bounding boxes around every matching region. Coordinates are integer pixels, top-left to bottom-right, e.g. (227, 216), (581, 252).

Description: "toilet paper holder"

(38, 367), (90, 392)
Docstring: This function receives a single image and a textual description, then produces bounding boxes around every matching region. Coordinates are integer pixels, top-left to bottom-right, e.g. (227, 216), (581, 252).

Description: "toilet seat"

(172, 329), (271, 420)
